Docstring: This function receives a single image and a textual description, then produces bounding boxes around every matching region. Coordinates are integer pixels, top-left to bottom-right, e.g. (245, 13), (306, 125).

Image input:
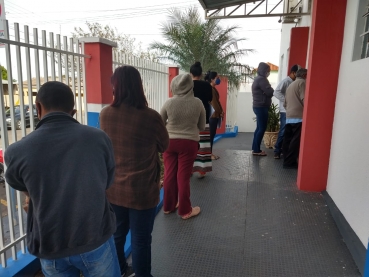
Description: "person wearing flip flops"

(160, 74), (206, 220)
(251, 62), (275, 156)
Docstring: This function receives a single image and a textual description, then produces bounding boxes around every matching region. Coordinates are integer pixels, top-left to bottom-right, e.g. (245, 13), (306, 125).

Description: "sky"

(2, 0), (283, 69)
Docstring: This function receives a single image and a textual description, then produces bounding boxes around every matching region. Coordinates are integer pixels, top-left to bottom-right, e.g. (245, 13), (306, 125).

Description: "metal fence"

(0, 21), (90, 268)
(112, 52), (169, 113)
(226, 84), (238, 132)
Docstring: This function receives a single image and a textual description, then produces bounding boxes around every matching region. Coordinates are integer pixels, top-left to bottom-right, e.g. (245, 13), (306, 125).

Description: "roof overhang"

(197, 0), (311, 20)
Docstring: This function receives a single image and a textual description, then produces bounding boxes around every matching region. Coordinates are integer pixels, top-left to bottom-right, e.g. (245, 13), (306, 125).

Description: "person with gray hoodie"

(251, 62), (274, 156)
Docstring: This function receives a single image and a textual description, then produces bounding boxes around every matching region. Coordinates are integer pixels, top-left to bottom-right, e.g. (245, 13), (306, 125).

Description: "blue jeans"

(274, 112), (286, 154)
(111, 204), (156, 277)
(40, 236), (120, 277)
(252, 107), (269, 153)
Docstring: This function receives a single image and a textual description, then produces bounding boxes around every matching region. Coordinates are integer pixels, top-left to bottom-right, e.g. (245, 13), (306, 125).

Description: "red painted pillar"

(80, 38), (117, 127)
(168, 66), (179, 98)
(297, 0), (347, 191)
(288, 27), (310, 72)
(215, 77), (228, 134)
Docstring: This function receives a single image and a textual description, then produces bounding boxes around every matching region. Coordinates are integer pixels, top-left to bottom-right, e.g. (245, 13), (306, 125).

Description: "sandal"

(252, 151), (267, 156)
(164, 202), (179, 214)
(211, 155), (220, 160)
(181, 206), (201, 219)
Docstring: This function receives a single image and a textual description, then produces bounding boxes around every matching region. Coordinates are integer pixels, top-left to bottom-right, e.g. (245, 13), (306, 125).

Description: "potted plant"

(263, 103), (280, 148)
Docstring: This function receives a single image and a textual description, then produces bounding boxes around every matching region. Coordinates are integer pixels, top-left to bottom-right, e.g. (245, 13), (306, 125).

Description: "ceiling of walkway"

(197, 0), (260, 10)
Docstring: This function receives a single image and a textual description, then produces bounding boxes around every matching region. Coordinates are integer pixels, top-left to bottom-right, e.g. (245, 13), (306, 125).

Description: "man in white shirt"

(273, 64), (300, 159)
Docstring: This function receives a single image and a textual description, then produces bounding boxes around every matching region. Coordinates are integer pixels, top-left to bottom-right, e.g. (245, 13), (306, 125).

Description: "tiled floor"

(150, 133), (360, 277)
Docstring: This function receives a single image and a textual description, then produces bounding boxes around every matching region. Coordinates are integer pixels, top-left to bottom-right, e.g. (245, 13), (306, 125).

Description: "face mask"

(215, 78), (221, 85)
(266, 72), (270, 77)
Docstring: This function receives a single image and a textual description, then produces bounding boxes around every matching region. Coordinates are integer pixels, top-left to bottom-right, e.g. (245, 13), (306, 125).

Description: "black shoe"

(274, 153), (281, 159)
(122, 266), (135, 277)
(283, 164), (298, 169)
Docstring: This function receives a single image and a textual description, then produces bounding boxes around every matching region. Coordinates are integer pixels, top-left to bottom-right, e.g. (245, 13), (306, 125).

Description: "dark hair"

(204, 71), (218, 82)
(190, 62), (202, 77)
(290, 64), (299, 73)
(111, 66), (148, 109)
(36, 81), (74, 113)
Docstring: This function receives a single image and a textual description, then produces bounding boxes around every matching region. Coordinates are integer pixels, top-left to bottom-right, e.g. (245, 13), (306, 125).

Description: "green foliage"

(1, 65), (7, 80)
(149, 7), (253, 87)
(267, 103), (280, 132)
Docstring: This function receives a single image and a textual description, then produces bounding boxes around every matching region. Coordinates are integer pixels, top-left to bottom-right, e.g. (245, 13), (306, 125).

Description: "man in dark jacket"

(251, 62), (274, 156)
(5, 81), (120, 276)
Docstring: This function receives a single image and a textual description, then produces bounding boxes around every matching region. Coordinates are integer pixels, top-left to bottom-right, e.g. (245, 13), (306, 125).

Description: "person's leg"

(282, 123), (293, 163)
(163, 140), (179, 213)
(74, 236), (121, 277)
(40, 257), (80, 277)
(177, 140), (199, 216)
(274, 112), (286, 155)
(252, 107), (269, 153)
(209, 117), (218, 153)
(110, 203), (130, 275)
(284, 123), (302, 167)
(129, 207), (157, 277)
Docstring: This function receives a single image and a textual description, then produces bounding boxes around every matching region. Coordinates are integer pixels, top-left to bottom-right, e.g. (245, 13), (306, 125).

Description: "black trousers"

(209, 117), (219, 152)
(282, 122), (302, 167)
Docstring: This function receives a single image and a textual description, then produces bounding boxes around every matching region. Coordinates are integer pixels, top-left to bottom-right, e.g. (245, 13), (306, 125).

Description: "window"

(361, 5), (369, 59)
(353, 0), (369, 60)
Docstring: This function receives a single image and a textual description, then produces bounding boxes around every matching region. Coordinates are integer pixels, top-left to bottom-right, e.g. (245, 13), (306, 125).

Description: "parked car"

(6, 105), (39, 130)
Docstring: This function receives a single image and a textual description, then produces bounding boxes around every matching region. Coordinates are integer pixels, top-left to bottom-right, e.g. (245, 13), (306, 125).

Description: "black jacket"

(252, 62), (274, 107)
(5, 112), (116, 259)
(193, 80), (213, 123)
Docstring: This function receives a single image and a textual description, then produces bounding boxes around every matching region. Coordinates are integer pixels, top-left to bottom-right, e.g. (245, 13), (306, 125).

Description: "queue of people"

(3, 63), (223, 277)
(251, 62), (307, 170)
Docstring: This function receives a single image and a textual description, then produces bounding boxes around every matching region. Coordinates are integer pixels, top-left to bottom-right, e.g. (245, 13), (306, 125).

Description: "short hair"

(111, 66), (148, 109)
(290, 64), (300, 73)
(296, 68), (308, 77)
(190, 62), (202, 77)
(204, 71), (218, 82)
(36, 81), (74, 113)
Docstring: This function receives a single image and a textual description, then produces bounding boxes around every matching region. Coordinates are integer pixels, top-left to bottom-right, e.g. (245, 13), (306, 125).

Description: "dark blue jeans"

(274, 112), (286, 154)
(111, 204), (156, 277)
(252, 107), (269, 153)
(40, 236), (120, 277)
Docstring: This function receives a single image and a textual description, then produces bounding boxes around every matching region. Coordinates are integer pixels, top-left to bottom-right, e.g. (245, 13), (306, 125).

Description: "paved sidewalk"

(151, 133), (360, 277)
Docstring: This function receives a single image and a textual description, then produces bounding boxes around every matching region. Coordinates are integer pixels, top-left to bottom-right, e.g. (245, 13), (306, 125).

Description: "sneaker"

(274, 153), (281, 159)
(122, 266), (135, 277)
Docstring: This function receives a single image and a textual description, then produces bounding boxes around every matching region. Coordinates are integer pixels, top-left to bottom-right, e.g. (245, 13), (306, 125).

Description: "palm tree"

(150, 7), (253, 87)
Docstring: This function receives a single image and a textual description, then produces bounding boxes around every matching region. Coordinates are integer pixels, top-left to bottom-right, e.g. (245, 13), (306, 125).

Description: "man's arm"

(273, 80), (287, 102)
(4, 148), (27, 192)
(105, 137), (116, 190)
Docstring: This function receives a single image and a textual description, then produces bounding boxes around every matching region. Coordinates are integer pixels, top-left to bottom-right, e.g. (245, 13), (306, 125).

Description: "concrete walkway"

(151, 133), (360, 277)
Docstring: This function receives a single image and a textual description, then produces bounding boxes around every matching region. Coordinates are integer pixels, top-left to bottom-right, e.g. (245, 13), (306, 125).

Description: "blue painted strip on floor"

(124, 187), (164, 258)
(87, 112), (100, 128)
(213, 126), (239, 143)
(0, 250), (40, 277)
(364, 242), (369, 277)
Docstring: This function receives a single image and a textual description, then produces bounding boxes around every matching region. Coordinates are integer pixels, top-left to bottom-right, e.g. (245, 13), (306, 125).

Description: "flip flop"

(181, 206), (201, 220)
(164, 202), (179, 214)
(252, 151), (267, 156)
(211, 155), (220, 160)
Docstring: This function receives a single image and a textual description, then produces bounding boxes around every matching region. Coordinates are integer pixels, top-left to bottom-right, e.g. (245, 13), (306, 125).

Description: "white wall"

(237, 73), (279, 133)
(327, 0), (369, 248)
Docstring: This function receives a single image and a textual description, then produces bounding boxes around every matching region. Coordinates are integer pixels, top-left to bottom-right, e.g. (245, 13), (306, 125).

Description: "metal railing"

(0, 21), (90, 268)
(226, 84), (238, 132)
(112, 52), (169, 113)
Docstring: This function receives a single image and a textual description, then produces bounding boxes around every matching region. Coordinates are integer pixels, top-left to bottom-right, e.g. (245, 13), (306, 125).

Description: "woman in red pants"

(160, 74), (206, 219)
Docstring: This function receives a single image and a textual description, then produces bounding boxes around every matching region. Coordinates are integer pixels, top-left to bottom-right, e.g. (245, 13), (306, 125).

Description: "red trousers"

(163, 139), (198, 216)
